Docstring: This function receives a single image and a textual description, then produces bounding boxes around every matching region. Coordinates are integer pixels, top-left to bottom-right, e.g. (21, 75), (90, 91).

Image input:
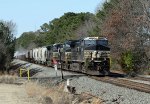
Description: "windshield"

(53, 46), (57, 51)
(70, 41), (80, 48)
(97, 40), (108, 46)
(65, 43), (71, 50)
(53, 44), (63, 51)
(84, 40), (96, 46)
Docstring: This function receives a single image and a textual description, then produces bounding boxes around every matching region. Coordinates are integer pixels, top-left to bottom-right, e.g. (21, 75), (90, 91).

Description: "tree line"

(0, 21), (16, 73)
(16, 0), (150, 75)
(98, 0), (150, 75)
(15, 12), (98, 49)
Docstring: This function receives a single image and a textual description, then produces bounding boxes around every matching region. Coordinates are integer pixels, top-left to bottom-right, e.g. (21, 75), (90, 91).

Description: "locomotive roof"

(53, 43), (63, 46)
(46, 37), (108, 50)
(82, 37), (107, 40)
(65, 40), (79, 44)
(46, 43), (62, 48)
(46, 45), (52, 50)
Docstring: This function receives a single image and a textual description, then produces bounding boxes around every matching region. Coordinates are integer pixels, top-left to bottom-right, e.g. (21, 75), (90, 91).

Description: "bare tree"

(100, 0), (149, 73)
(75, 19), (97, 38)
(75, 14), (98, 38)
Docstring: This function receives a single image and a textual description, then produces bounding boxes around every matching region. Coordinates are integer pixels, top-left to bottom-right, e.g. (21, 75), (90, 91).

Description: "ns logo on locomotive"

(17, 37), (110, 75)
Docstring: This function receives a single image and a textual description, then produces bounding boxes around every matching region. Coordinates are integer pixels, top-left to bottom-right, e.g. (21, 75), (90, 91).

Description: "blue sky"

(0, 0), (105, 37)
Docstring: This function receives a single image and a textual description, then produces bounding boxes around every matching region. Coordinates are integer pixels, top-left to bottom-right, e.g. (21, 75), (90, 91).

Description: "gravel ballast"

(13, 59), (150, 104)
(69, 77), (150, 104)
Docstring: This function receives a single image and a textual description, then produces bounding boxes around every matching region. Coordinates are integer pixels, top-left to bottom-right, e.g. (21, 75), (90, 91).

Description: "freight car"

(40, 46), (47, 65)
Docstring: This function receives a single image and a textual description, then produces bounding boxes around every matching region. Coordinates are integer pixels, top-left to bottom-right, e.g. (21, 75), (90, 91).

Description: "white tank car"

(41, 47), (47, 64)
(25, 51), (29, 59)
(37, 47), (42, 63)
(33, 48), (38, 63)
(29, 49), (33, 59)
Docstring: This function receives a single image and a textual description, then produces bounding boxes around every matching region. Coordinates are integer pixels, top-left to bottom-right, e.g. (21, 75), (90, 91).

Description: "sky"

(0, 0), (105, 38)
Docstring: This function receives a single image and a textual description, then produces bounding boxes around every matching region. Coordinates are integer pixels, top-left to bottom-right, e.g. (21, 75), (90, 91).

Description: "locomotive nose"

(96, 44), (110, 51)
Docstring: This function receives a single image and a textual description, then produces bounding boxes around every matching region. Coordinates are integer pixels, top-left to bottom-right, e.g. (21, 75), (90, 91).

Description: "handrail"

(20, 63), (32, 80)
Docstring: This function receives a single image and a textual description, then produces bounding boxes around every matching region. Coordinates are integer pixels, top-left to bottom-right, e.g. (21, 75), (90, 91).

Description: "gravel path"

(13, 59), (150, 104)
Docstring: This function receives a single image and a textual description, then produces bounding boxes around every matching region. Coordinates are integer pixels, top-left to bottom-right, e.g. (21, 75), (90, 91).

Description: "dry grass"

(0, 75), (18, 84)
(25, 81), (103, 104)
(0, 75), (102, 104)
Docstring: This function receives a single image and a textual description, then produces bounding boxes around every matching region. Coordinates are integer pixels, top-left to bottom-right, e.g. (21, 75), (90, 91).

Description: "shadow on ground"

(21, 68), (42, 77)
(92, 72), (126, 78)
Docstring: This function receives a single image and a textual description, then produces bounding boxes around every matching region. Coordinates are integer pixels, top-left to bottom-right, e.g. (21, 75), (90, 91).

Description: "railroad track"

(90, 76), (150, 93)
(17, 60), (150, 93)
(129, 76), (150, 82)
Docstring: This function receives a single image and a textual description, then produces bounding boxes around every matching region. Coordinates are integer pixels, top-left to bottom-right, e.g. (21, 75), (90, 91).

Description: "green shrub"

(121, 51), (134, 73)
(121, 50), (149, 76)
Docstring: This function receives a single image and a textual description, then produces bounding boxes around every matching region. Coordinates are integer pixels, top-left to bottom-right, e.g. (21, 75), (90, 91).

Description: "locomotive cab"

(46, 44), (63, 66)
(52, 44), (63, 65)
(70, 37), (110, 75)
(62, 40), (72, 61)
(61, 40), (74, 69)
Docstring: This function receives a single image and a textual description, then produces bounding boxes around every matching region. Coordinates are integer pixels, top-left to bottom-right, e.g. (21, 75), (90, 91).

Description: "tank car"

(25, 51), (30, 61)
(29, 49), (33, 62)
(36, 47), (42, 64)
(40, 46), (47, 65)
(33, 48), (38, 63)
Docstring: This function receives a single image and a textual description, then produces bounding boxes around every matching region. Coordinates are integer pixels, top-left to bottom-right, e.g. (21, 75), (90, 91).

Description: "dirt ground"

(0, 84), (37, 104)
(0, 82), (102, 104)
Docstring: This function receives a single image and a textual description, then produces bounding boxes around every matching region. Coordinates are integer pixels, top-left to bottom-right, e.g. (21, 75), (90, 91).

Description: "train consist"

(16, 37), (110, 75)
